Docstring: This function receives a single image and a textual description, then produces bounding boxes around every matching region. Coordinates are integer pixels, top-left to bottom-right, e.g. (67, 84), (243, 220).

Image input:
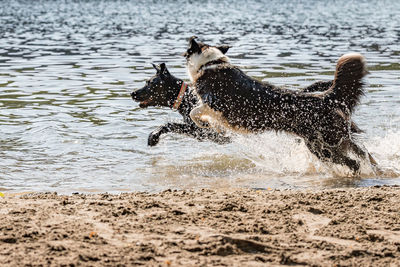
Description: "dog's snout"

(131, 90), (142, 100)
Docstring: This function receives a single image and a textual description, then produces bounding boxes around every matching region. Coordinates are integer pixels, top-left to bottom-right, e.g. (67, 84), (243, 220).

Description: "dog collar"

(172, 82), (188, 110)
(199, 59), (227, 71)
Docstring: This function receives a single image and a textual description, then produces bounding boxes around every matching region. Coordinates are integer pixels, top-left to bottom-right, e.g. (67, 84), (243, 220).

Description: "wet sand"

(1, 186), (400, 266)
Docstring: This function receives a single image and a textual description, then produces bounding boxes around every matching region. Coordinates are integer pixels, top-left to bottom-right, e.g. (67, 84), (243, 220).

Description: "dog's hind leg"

(305, 138), (360, 173)
(348, 142), (383, 174)
(346, 140), (378, 166)
(331, 149), (360, 173)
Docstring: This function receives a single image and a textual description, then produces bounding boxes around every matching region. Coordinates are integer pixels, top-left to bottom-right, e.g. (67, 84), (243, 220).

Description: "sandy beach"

(1, 186), (400, 266)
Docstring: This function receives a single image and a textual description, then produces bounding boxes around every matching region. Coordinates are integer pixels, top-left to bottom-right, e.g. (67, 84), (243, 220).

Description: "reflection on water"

(0, 0), (399, 193)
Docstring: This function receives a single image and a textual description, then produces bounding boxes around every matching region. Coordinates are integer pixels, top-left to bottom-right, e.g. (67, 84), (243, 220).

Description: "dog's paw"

(214, 135), (231, 144)
(148, 133), (160, 146)
(346, 158), (361, 174)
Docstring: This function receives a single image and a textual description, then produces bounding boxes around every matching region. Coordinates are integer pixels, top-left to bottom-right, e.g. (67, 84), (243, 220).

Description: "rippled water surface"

(1, 0), (400, 193)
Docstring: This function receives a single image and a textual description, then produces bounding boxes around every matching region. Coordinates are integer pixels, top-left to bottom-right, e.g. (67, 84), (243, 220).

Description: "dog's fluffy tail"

(327, 53), (367, 113)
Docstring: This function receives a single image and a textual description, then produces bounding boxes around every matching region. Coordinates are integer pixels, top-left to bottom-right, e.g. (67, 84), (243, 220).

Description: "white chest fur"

(189, 103), (250, 134)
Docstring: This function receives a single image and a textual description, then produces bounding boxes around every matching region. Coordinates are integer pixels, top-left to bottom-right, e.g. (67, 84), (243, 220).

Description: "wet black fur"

(301, 80), (362, 134)
(186, 38), (372, 172)
(131, 63), (231, 146)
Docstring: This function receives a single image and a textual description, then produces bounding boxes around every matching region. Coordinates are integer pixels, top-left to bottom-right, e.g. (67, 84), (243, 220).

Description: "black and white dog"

(184, 36), (375, 172)
(130, 63), (360, 147)
(131, 63), (362, 150)
(131, 63), (231, 146)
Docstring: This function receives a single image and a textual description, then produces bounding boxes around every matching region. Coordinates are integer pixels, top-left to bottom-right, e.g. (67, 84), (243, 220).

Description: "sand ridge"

(1, 186), (400, 266)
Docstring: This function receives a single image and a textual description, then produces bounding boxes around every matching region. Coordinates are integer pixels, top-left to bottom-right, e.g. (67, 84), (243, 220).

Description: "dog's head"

(131, 63), (180, 108)
(183, 36), (230, 81)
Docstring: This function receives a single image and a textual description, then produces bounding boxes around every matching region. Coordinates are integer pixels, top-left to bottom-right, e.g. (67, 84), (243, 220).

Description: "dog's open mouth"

(139, 100), (152, 108)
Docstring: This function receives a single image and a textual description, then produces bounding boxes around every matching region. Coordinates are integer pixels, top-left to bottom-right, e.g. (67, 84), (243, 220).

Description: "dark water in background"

(0, 0), (399, 193)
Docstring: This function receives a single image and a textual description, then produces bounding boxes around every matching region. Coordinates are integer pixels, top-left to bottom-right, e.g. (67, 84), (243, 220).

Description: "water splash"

(366, 131), (400, 177)
(235, 130), (399, 175)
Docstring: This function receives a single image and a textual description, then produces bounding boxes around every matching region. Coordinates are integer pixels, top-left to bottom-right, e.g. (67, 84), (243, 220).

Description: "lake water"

(1, 0), (399, 193)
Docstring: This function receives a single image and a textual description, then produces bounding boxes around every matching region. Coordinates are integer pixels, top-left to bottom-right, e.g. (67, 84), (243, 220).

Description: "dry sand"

(1, 186), (400, 266)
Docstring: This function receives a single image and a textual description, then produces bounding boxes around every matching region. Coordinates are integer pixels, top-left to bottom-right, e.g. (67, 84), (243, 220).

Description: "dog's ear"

(152, 63), (160, 73)
(182, 36), (201, 56)
(189, 36), (200, 52)
(216, 45), (230, 54)
(159, 63), (170, 75)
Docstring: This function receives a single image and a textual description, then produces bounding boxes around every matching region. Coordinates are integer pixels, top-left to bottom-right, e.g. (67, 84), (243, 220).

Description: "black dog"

(184, 37), (375, 172)
(131, 63), (231, 146)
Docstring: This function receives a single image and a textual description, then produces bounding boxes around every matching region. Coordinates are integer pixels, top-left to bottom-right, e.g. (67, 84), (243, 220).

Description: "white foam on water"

(144, 127), (400, 191)
(365, 130), (400, 177)
(230, 130), (400, 179)
(231, 132), (321, 175)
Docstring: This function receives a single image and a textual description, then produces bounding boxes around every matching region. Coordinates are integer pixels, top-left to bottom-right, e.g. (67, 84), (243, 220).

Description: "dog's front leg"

(189, 104), (211, 128)
(148, 122), (199, 146)
(148, 126), (165, 146)
(148, 123), (178, 146)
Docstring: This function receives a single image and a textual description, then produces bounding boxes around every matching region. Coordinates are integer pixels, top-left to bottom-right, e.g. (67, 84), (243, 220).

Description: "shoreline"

(1, 186), (400, 266)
